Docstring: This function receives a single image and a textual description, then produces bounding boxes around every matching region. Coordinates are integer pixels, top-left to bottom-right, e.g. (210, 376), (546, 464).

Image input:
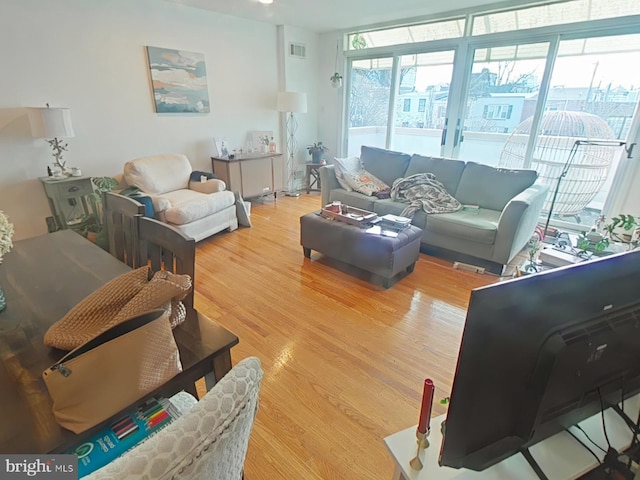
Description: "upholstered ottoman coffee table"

(300, 212), (422, 288)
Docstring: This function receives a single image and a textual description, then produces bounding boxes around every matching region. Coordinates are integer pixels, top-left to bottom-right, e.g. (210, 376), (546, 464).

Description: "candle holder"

(409, 428), (430, 470)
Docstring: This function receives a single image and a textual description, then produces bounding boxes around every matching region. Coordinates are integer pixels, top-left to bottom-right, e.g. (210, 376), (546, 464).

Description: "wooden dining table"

(0, 230), (239, 454)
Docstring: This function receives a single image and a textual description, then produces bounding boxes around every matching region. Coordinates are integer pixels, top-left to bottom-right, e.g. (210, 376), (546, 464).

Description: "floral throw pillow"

(343, 169), (389, 196)
(332, 156), (362, 191)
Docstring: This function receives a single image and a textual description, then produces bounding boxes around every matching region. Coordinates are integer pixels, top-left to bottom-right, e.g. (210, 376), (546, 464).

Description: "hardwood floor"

(194, 193), (504, 480)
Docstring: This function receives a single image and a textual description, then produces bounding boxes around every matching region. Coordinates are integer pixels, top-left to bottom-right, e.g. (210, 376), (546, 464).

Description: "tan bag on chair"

(42, 309), (182, 434)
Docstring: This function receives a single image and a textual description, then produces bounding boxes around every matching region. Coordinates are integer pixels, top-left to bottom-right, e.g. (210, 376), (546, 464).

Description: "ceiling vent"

(289, 42), (306, 59)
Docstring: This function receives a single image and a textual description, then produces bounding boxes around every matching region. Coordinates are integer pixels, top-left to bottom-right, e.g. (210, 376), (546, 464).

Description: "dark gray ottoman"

(300, 212), (422, 288)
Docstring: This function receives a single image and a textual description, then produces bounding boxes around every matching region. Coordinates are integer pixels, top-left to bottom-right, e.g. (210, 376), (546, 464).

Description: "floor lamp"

(543, 139), (627, 238)
(277, 91), (307, 196)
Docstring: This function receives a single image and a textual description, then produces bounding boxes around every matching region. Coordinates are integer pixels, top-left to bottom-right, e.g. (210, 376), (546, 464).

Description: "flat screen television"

(438, 249), (640, 472)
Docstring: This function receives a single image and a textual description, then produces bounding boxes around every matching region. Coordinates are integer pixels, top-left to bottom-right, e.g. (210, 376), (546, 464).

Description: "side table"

(40, 176), (96, 232)
(306, 163), (323, 194)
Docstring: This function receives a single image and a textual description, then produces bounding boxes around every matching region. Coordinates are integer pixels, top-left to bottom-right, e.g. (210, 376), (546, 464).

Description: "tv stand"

(384, 394), (640, 479)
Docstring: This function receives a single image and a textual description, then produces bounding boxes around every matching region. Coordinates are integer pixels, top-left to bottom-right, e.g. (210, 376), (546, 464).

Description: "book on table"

(379, 214), (411, 230)
(68, 397), (183, 478)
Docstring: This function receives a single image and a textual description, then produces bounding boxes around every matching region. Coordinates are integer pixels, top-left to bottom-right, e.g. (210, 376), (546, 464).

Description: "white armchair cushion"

(85, 357), (263, 480)
(124, 154), (192, 195)
(146, 194), (172, 214)
(189, 179), (226, 194)
(163, 190), (235, 225)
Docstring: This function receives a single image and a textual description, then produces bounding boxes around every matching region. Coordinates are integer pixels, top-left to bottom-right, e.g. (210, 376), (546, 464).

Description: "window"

(482, 104), (513, 120)
(348, 18), (465, 50)
(346, 5), (640, 232)
(472, 0), (640, 36)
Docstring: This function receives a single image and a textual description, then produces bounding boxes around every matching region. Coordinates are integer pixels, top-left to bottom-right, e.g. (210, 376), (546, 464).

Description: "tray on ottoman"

(321, 204), (377, 227)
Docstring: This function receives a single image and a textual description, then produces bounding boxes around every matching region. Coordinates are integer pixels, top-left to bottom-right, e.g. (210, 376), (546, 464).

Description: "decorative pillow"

(342, 169), (390, 196)
(332, 156), (362, 191)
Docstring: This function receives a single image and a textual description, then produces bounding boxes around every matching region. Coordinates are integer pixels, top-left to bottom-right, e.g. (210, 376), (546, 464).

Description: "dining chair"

(103, 192), (145, 268)
(85, 356), (263, 480)
(137, 216), (196, 311)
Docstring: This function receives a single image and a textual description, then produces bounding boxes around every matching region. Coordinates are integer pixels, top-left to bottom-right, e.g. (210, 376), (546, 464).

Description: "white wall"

(0, 0), (306, 240)
(278, 25), (319, 188)
(318, 32), (345, 161)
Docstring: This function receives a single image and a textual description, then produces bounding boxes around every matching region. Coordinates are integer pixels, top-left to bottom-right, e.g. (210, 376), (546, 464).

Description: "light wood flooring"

(194, 192), (507, 480)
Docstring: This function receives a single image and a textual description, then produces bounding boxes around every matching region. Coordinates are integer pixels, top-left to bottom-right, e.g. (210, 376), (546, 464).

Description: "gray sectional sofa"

(319, 146), (549, 274)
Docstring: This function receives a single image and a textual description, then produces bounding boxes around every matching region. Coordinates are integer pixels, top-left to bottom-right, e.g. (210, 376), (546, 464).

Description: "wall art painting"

(146, 46), (210, 113)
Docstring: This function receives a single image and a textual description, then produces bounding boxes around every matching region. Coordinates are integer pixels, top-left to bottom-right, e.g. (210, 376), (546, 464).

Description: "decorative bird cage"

(499, 110), (617, 218)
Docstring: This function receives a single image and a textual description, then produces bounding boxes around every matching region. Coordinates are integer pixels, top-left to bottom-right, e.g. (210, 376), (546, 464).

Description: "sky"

(414, 52), (640, 92)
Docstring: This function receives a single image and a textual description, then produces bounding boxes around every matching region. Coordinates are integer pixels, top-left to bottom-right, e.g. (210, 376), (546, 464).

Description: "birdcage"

(499, 110), (617, 217)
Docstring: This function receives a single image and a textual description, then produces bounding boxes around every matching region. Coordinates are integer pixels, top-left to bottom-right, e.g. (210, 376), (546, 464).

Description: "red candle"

(417, 378), (435, 434)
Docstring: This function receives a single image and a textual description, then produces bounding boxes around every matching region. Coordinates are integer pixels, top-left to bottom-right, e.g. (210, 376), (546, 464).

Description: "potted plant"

(307, 142), (329, 164)
(85, 177), (120, 248)
(577, 214), (639, 255)
(603, 214), (639, 247)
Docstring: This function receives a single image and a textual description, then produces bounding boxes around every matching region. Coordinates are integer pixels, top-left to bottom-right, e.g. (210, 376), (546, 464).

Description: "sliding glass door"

(390, 51), (456, 156)
(456, 42), (550, 167)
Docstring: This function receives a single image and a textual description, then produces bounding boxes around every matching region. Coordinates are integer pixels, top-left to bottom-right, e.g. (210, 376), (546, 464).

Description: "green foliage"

(576, 232), (610, 255)
(91, 177), (120, 192)
(351, 33), (367, 50)
(85, 177), (119, 232)
(307, 142), (328, 154)
(602, 214), (639, 249)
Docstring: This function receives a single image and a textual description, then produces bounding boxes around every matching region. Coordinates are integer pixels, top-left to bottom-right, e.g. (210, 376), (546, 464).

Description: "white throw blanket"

(390, 173), (462, 218)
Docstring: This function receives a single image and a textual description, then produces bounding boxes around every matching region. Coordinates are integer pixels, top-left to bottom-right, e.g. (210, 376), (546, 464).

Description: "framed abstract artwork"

(146, 46), (210, 113)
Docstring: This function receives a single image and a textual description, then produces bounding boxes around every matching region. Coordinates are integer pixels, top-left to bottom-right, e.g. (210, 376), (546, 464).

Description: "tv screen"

(438, 249), (640, 471)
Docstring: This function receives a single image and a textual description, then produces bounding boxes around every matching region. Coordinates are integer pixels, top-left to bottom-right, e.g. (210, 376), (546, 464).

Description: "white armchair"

(86, 356), (263, 480)
(123, 154), (238, 241)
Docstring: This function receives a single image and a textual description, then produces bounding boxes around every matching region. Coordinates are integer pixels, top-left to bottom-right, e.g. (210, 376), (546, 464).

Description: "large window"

(348, 58), (393, 157)
(345, 1), (640, 231)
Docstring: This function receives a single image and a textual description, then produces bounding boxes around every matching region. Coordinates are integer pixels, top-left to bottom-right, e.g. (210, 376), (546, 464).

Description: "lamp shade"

(28, 107), (75, 138)
(277, 91), (307, 114)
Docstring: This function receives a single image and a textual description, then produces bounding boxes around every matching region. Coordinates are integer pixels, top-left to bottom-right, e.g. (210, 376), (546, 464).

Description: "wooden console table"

(0, 230), (239, 454)
(212, 153), (284, 199)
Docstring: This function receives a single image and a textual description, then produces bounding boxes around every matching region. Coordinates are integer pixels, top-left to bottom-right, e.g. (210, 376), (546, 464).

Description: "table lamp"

(28, 104), (75, 175)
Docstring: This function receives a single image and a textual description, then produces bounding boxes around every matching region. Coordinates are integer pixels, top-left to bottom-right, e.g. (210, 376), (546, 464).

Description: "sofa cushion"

(327, 189), (376, 212)
(455, 162), (538, 211)
(333, 156), (362, 191)
(373, 200), (427, 229)
(360, 146), (411, 188)
(162, 189), (235, 225)
(405, 155), (465, 196)
(425, 209), (501, 245)
(342, 169), (389, 196)
(124, 154), (192, 195)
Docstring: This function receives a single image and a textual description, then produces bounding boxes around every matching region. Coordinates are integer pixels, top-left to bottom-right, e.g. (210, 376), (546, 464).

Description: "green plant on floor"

(83, 176), (120, 249)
